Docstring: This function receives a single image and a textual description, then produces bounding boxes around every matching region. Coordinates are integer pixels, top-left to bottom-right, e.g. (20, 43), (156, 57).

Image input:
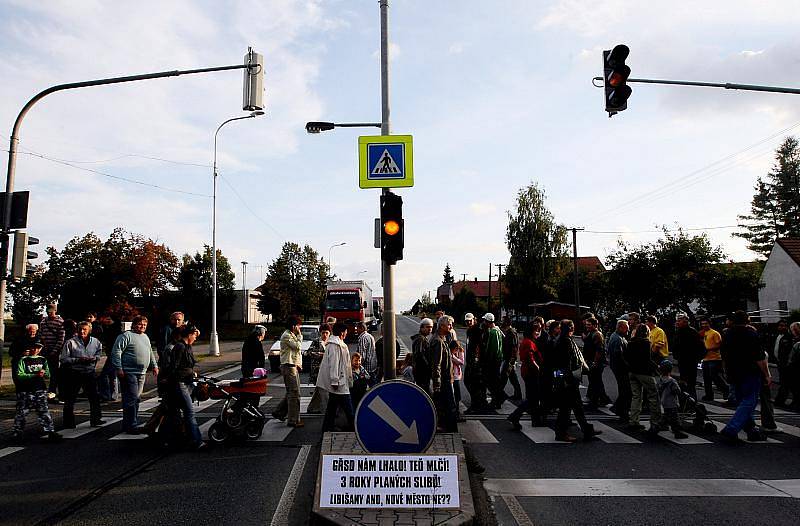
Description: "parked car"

(268, 325), (320, 373)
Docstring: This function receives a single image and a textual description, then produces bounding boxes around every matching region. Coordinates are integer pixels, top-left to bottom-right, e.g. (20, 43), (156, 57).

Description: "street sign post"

(358, 135), (414, 188)
(354, 380), (437, 454)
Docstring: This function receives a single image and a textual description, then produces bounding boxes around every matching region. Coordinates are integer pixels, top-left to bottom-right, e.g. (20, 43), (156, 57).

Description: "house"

(574, 256), (606, 273)
(436, 279), (508, 304)
(758, 238), (800, 323)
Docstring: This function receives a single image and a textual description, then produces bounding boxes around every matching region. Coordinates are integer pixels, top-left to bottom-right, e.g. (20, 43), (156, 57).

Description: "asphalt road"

(1, 315), (799, 525)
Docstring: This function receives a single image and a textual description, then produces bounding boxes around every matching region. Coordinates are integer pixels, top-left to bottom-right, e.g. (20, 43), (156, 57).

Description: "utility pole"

(379, 0), (397, 381)
(495, 263), (504, 317)
(571, 227), (584, 321)
(487, 262), (492, 314)
(460, 273), (467, 283)
(241, 261), (248, 323)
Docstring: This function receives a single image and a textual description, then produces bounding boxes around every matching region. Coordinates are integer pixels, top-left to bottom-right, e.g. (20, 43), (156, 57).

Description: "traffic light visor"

(384, 220), (400, 236)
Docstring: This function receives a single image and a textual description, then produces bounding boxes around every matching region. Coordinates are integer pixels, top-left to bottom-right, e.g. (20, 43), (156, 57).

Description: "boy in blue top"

(657, 360), (688, 439)
(13, 342), (62, 442)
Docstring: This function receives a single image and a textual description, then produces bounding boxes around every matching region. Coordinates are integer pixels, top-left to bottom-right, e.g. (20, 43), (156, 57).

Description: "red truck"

(323, 280), (377, 334)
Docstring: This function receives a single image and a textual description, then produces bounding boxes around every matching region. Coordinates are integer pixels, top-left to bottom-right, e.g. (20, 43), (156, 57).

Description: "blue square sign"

(367, 143), (405, 180)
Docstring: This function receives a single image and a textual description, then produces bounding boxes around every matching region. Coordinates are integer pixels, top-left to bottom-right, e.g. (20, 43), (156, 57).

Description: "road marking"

(300, 396), (312, 414)
(270, 445), (312, 526)
(109, 431), (149, 441)
(118, 396), (161, 413)
(496, 401), (517, 415)
(483, 478), (800, 498)
(0, 446), (24, 459)
(657, 430), (712, 445)
(598, 407), (615, 416)
(588, 420), (642, 444)
(703, 404), (735, 415)
(458, 420), (499, 443)
(195, 398), (223, 412)
(770, 421), (800, 438)
(520, 426), (570, 444)
(199, 419), (216, 438)
(256, 419), (294, 442)
(710, 419), (782, 443)
(60, 418), (122, 439)
(259, 396), (274, 407)
(501, 495), (534, 526)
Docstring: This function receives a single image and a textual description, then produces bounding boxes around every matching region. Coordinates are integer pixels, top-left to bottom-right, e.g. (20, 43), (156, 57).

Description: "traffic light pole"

(379, 0), (397, 381)
(593, 76), (800, 95)
(0, 61), (253, 345)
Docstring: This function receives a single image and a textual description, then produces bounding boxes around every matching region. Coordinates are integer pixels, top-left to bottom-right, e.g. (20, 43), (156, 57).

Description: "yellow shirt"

(701, 328), (722, 361)
(649, 326), (669, 358)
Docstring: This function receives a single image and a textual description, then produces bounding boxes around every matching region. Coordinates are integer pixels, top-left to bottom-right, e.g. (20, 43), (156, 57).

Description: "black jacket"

(168, 342), (197, 384)
(241, 334), (265, 377)
(672, 326), (705, 366)
(624, 335), (657, 375)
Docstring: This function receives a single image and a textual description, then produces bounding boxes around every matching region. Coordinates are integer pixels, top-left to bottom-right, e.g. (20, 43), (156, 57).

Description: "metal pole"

(571, 228), (584, 320)
(496, 264), (504, 317)
(241, 261), (248, 323)
(210, 112), (260, 356)
(593, 76), (800, 95)
(379, 0), (397, 381)
(0, 61), (252, 346)
(487, 262), (492, 315)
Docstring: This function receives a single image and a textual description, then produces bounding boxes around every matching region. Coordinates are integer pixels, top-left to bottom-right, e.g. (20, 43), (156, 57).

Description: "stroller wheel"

(208, 422), (230, 443)
(245, 419), (265, 440)
(225, 411), (244, 429)
(704, 422), (718, 434)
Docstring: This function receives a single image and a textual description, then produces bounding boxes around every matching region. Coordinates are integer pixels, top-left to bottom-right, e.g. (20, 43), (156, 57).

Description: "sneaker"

(90, 420), (106, 427)
(47, 392), (56, 400)
(507, 417), (522, 431)
(746, 429), (767, 442)
(555, 434), (577, 443)
(583, 428), (603, 441)
(673, 431), (689, 439)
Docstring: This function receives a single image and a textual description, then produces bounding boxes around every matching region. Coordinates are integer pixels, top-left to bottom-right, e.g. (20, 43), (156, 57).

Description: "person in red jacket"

(508, 323), (544, 429)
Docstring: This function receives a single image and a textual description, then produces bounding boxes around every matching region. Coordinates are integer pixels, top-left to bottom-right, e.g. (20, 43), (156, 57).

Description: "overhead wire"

(217, 174), (287, 242)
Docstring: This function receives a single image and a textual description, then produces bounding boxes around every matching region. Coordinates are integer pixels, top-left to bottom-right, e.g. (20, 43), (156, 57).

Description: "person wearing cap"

(671, 313), (704, 402)
(463, 313), (488, 413)
(412, 318), (434, 395)
(481, 313), (505, 409)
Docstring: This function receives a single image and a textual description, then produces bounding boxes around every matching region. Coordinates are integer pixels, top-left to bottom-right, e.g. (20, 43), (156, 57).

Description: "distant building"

(436, 279), (508, 305)
(758, 238), (800, 323)
(224, 289), (271, 324)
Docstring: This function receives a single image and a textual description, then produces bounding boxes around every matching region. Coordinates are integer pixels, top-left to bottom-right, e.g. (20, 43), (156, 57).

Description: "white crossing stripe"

(61, 418), (122, 439)
(598, 407), (616, 416)
(300, 396), (312, 414)
(110, 431), (148, 441)
(458, 420), (499, 443)
(483, 478), (800, 498)
(703, 404), (735, 416)
(256, 419), (294, 442)
(710, 419), (782, 443)
(259, 396), (274, 408)
(199, 419), (216, 438)
(520, 426), (570, 444)
(588, 420), (642, 444)
(195, 398), (223, 412)
(770, 421), (800, 438)
(118, 396), (161, 413)
(0, 447), (25, 459)
(657, 430), (712, 445)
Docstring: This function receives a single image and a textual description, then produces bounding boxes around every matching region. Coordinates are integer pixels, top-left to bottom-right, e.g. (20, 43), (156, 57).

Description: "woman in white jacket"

(317, 323), (354, 432)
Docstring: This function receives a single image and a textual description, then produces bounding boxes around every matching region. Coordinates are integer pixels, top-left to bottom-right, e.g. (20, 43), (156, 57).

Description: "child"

(657, 359), (688, 439)
(13, 342), (61, 443)
(450, 341), (465, 421)
(350, 352), (371, 408)
(401, 353), (414, 383)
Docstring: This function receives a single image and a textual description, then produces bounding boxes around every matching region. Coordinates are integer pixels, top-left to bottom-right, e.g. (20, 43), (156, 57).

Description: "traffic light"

(603, 44), (631, 116)
(11, 231), (38, 279)
(380, 191), (404, 264)
(243, 47), (264, 111)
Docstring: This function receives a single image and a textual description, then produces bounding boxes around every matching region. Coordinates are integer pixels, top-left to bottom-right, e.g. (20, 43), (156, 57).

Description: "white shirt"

(315, 335), (352, 394)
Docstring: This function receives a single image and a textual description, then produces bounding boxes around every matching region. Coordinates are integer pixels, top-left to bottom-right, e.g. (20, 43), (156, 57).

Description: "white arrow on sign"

(367, 395), (420, 445)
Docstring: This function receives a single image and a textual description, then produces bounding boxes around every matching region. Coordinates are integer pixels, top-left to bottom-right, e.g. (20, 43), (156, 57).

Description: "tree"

(178, 245), (236, 327)
(736, 136), (800, 257)
(504, 182), (569, 309)
(6, 264), (48, 325)
(450, 285), (480, 324)
(256, 242), (328, 320)
(603, 229), (762, 317)
(442, 263), (455, 284)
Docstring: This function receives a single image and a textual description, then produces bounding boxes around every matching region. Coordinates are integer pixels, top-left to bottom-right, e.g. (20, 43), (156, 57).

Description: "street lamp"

(209, 110), (263, 357)
(305, 121), (380, 134)
(328, 242), (346, 279)
(241, 261), (248, 324)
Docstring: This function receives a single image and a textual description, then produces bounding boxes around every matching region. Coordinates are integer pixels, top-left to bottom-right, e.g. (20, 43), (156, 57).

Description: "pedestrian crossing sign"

(359, 135), (414, 188)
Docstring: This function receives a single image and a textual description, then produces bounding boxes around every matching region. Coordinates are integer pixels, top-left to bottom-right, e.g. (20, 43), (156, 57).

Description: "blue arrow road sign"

(354, 380), (437, 454)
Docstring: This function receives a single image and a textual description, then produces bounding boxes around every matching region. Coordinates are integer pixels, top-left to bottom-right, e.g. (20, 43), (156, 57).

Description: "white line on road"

(501, 495), (534, 526)
(710, 419), (783, 443)
(256, 419), (294, 442)
(520, 426), (570, 444)
(458, 420), (499, 443)
(483, 478), (800, 498)
(657, 430), (712, 445)
(270, 444), (312, 526)
(60, 418), (122, 439)
(0, 446), (24, 459)
(589, 420), (642, 444)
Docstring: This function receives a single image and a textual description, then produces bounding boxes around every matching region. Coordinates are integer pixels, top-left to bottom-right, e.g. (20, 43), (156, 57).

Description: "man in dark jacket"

(412, 318), (434, 395)
(464, 313), (488, 413)
(624, 323), (661, 432)
(583, 317), (610, 408)
(607, 319), (631, 424)
(499, 317), (522, 401)
(720, 311), (771, 442)
(430, 317), (457, 432)
(672, 314), (705, 401)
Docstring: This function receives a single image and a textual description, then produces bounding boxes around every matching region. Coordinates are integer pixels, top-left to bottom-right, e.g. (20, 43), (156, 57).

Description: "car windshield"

(300, 327), (319, 340)
(325, 291), (360, 311)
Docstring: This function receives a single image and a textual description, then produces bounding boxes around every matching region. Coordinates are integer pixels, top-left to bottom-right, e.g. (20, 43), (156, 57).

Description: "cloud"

(469, 202), (497, 216)
(740, 50), (765, 57)
(448, 42), (465, 55)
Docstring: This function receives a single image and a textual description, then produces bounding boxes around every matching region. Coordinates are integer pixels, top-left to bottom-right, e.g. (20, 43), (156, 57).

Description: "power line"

(10, 149), (210, 197)
(583, 224), (739, 234)
(217, 174), (286, 242)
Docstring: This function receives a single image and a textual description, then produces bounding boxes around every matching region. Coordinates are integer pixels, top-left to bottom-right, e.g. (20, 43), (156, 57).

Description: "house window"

(778, 300), (788, 313)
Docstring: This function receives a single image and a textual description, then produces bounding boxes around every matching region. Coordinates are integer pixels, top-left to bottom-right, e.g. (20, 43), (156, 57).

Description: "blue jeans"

(723, 374), (761, 436)
(98, 359), (118, 401)
(174, 382), (202, 445)
(121, 373), (146, 431)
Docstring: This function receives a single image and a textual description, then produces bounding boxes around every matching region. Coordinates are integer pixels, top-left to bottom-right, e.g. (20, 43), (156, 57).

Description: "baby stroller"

(193, 374), (268, 444)
(674, 381), (717, 433)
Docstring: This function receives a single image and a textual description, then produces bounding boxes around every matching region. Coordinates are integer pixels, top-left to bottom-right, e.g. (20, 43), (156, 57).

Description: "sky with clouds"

(1, 0), (799, 311)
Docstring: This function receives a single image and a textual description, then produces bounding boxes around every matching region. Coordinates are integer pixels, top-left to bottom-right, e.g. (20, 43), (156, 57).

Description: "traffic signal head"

(380, 192), (404, 264)
(11, 231), (38, 279)
(243, 47), (264, 111)
(603, 44), (631, 116)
